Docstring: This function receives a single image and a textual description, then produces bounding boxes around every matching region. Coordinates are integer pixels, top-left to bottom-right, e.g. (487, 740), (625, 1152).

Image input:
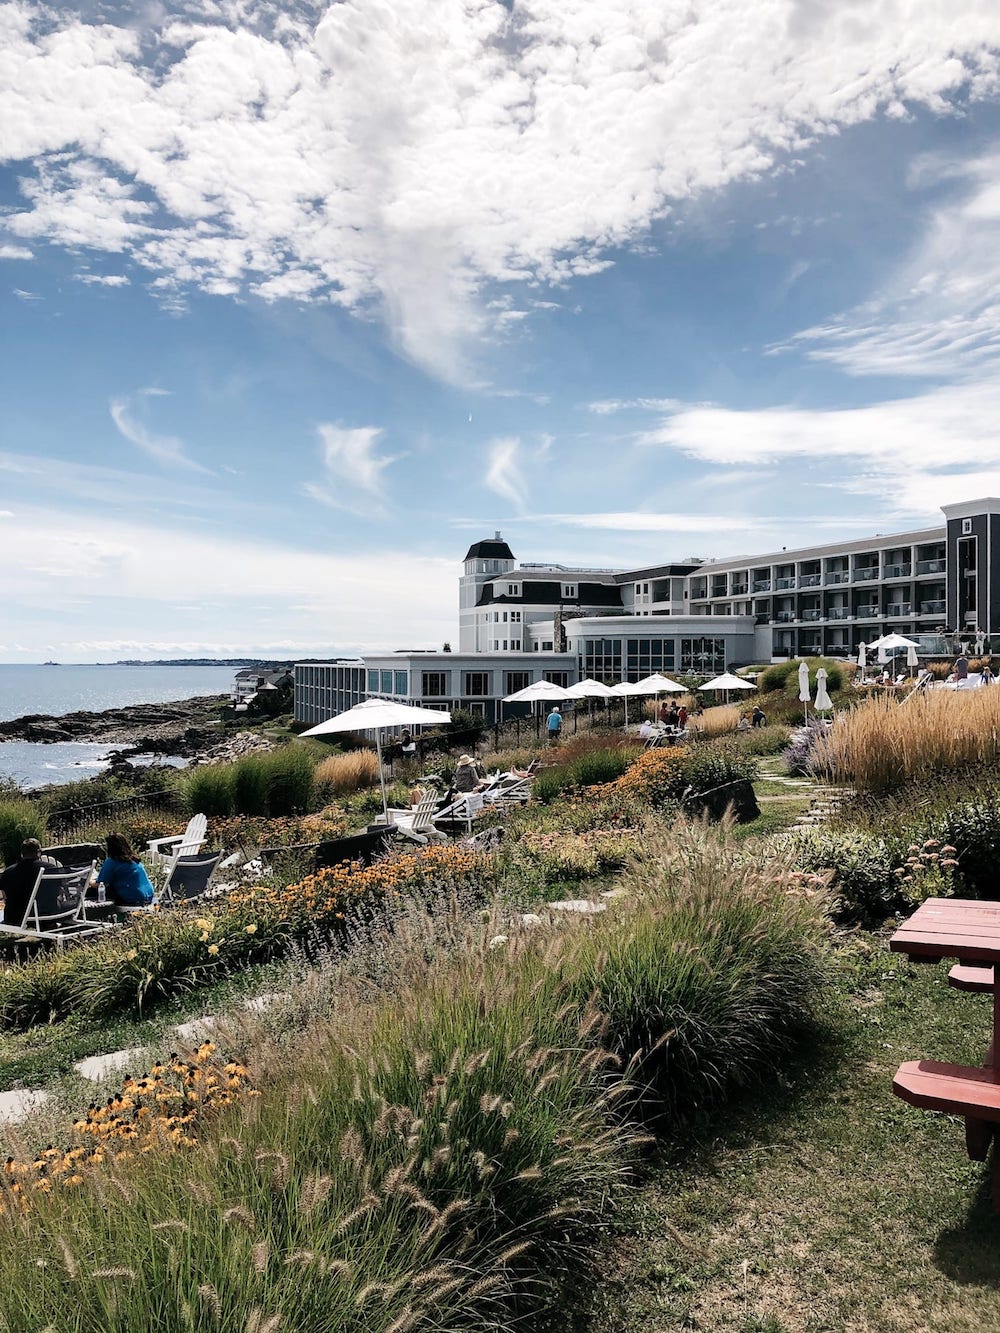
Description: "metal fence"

(46, 788), (184, 841)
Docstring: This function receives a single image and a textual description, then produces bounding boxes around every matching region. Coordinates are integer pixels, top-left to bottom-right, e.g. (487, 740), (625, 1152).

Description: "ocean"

(0, 664), (237, 790)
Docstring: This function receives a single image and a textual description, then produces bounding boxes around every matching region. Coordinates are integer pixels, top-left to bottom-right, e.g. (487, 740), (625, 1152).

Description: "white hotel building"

(294, 498), (1000, 726)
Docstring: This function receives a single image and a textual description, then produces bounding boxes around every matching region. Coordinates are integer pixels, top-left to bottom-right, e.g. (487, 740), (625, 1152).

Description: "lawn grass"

(586, 935), (1000, 1333)
(732, 799), (812, 841)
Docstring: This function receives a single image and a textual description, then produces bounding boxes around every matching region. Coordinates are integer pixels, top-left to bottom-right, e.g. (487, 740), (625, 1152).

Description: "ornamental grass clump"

(313, 749), (381, 797)
(0, 798), (47, 865)
(810, 689), (1000, 794)
(0, 821), (829, 1332)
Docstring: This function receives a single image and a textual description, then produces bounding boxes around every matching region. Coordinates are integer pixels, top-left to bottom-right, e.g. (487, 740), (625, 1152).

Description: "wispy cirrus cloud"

(303, 423), (401, 513)
(109, 392), (207, 472)
(484, 437), (527, 512)
(3, 2), (999, 381)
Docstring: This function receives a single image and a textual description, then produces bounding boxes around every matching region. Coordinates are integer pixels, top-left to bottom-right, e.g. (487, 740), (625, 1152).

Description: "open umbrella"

(798, 660), (811, 725)
(301, 698), (452, 822)
(815, 667), (833, 712)
(698, 672), (756, 705)
(502, 680), (574, 704)
(609, 679), (642, 724)
(633, 673), (686, 694)
(563, 678), (615, 699)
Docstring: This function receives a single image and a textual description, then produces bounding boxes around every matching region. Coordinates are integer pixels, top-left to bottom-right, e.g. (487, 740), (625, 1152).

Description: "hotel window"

(562, 583), (577, 599)
(963, 518), (974, 535)
(367, 669), (379, 692)
(584, 637), (622, 681)
(505, 671), (531, 693)
(464, 671), (491, 695)
(506, 582), (521, 597)
(679, 637), (727, 674)
(494, 612), (500, 622)
(625, 637), (676, 679)
(421, 671), (450, 697)
(510, 610), (521, 623)
(543, 671), (569, 687)
(502, 611), (508, 622)
(394, 671), (408, 695)
(380, 670), (393, 693)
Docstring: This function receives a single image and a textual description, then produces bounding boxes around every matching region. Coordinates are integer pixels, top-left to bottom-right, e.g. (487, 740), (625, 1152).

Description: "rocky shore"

(0, 694), (232, 759)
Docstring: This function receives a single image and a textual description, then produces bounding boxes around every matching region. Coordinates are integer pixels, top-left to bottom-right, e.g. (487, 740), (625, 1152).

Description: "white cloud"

(13, 288), (41, 300)
(3, 1), (999, 380)
(484, 437), (527, 511)
(304, 423), (399, 512)
(588, 398), (682, 415)
(0, 244), (32, 260)
(76, 272), (129, 286)
(637, 379), (1000, 519)
(109, 394), (207, 471)
(0, 510), (13, 518)
(0, 503), (455, 657)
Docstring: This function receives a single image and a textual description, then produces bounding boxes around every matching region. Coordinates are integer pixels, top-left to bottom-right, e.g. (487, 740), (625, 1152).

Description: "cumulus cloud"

(0, 244), (32, 260)
(2, 1), (999, 379)
(303, 423), (400, 512)
(484, 437), (527, 511)
(109, 393), (207, 471)
(76, 272), (129, 286)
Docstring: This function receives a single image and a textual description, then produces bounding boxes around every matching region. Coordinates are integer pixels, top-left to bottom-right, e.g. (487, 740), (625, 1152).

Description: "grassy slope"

(588, 940), (1000, 1333)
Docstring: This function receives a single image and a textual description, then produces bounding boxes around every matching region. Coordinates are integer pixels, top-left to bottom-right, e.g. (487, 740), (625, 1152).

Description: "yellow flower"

(207, 944), (219, 956)
(245, 924), (258, 935)
(199, 932), (210, 943)
(195, 918), (212, 932)
(125, 949), (138, 961)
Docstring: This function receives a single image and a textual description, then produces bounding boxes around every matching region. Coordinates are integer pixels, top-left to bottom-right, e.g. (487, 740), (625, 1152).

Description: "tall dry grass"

(810, 689), (1000, 794)
(691, 703), (743, 737)
(314, 749), (381, 796)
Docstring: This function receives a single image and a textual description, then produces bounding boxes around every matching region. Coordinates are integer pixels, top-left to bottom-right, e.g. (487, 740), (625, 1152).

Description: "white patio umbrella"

(905, 643), (919, 676)
(301, 698), (452, 822)
(798, 660), (811, 724)
(633, 672), (686, 694)
(563, 678), (615, 699)
(815, 667), (833, 712)
(502, 680), (574, 704)
(609, 679), (642, 724)
(877, 632), (919, 651)
(699, 672), (756, 705)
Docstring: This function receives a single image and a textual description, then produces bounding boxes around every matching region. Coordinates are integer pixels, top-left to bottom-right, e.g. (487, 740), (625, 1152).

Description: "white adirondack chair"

(374, 792), (446, 845)
(146, 813), (208, 868)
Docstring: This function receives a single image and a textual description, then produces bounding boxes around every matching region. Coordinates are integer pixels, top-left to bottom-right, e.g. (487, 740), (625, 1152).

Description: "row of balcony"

(768, 601), (945, 625)
(705, 558), (947, 597)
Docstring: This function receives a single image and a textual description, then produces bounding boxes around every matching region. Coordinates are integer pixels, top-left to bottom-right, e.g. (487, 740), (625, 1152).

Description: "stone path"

(0, 991), (287, 1128)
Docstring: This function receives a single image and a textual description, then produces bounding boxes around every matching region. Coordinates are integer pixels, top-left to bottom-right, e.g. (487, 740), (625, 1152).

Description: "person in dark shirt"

(0, 839), (57, 927)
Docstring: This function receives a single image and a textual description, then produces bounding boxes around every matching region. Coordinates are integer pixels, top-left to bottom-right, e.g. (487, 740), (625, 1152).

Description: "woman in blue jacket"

(97, 833), (155, 906)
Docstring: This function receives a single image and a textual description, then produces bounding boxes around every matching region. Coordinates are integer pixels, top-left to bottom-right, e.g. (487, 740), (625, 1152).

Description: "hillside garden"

(0, 678), (999, 1328)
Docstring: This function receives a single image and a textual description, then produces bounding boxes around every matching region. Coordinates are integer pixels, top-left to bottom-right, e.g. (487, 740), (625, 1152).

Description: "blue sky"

(2, 1), (1000, 661)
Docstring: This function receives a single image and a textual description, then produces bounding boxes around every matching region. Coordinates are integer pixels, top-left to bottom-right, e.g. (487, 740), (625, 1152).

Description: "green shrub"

(940, 797), (1000, 899)
(184, 764), (235, 818)
(788, 827), (902, 926)
(0, 799), (47, 865)
(758, 658), (845, 695)
(532, 763), (573, 804)
(731, 724), (792, 757)
(260, 744), (316, 815)
(232, 753), (270, 815)
(679, 744), (758, 796)
(572, 747), (634, 787)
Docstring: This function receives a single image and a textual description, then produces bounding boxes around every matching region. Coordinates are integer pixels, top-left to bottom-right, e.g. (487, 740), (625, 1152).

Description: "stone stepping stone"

(0, 1089), (49, 1123)
(172, 1017), (217, 1043)
(547, 899), (607, 914)
(73, 1048), (148, 1083)
(244, 992), (282, 1014)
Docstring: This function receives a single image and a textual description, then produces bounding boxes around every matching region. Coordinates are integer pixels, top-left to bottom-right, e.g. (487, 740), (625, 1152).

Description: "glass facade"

(679, 637), (726, 674)
(421, 671), (450, 697)
(584, 638), (622, 681)
(626, 637), (675, 679)
(294, 663), (367, 725)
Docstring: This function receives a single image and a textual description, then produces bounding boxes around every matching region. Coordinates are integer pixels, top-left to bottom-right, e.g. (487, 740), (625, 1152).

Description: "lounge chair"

(0, 864), (115, 948)
(432, 791), (485, 836)
(146, 813), (208, 868)
(481, 774), (533, 807)
(374, 792), (446, 845)
(119, 851), (224, 913)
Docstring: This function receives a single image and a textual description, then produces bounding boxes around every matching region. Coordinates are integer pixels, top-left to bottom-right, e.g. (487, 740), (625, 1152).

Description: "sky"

(3, 1), (1000, 662)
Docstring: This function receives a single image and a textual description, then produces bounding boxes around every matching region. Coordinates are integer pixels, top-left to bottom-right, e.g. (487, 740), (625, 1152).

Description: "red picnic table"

(890, 897), (1000, 1210)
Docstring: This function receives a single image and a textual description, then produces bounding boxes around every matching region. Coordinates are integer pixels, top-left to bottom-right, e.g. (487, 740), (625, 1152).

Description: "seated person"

(399, 728), (417, 757)
(639, 718), (656, 740)
(736, 712), (752, 732)
(97, 833), (155, 907)
(751, 705), (767, 728)
(0, 838), (58, 927)
(454, 754), (487, 793)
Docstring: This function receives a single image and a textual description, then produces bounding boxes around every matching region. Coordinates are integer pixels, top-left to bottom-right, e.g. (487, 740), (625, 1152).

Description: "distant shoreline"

(0, 694), (228, 751)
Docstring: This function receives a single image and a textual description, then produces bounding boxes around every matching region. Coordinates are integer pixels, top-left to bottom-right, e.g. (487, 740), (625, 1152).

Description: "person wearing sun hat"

(454, 754), (486, 793)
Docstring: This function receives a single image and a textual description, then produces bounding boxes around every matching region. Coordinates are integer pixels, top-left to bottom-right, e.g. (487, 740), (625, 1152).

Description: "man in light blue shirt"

(546, 706), (562, 745)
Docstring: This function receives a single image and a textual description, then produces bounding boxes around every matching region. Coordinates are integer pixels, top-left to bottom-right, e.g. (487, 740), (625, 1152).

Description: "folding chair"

(0, 864), (114, 949)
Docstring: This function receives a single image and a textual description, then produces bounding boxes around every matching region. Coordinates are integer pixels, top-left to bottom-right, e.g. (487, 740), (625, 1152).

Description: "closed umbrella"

(857, 641), (867, 673)
(906, 644), (919, 677)
(302, 698), (452, 822)
(798, 660), (811, 724)
(815, 667), (833, 712)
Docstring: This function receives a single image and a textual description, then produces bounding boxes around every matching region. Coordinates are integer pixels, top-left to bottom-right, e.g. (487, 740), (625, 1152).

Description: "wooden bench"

(948, 964), (996, 993)
(894, 1059), (1000, 1203)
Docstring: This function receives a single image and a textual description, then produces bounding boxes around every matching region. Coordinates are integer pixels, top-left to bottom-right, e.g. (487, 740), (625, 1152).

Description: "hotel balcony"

(827, 607), (851, 620)
(751, 579), (771, 592)
(775, 610), (796, 623)
(801, 608), (823, 621)
(856, 605), (880, 618)
(886, 603), (912, 617)
(853, 568), (879, 582)
(775, 577), (796, 590)
(825, 571), (850, 584)
(916, 558), (946, 575)
(883, 564), (912, 580)
(799, 574), (821, 587)
(917, 600), (946, 615)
